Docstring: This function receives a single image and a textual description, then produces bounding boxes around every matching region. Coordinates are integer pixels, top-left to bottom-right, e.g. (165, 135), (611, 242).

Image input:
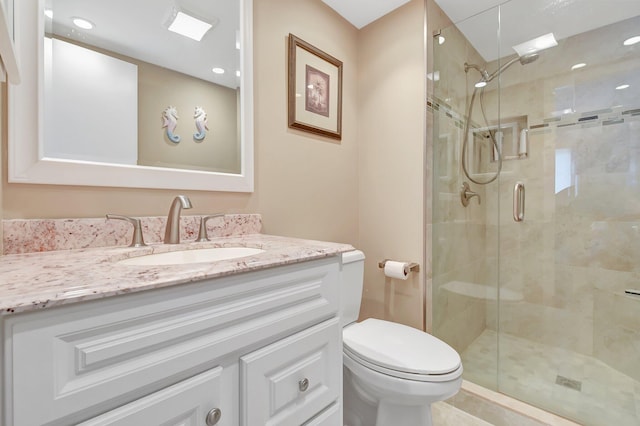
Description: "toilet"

(340, 250), (463, 426)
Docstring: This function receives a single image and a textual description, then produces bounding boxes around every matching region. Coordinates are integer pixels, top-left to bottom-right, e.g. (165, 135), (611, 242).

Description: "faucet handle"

(106, 214), (147, 247)
(196, 214), (225, 242)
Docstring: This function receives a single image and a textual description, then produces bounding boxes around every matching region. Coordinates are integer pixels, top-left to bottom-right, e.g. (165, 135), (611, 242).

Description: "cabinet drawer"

(78, 367), (231, 426)
(240, 318), (341, 426)
(4, 258), (339, 426)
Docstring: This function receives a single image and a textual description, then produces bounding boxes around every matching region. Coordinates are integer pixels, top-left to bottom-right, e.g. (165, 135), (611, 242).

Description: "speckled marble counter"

(0, 232), (354, 315)
(3, 214), (263, 255)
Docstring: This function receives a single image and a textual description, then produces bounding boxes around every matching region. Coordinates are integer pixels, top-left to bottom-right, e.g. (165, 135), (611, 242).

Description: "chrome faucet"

(164, 195), (192, 244)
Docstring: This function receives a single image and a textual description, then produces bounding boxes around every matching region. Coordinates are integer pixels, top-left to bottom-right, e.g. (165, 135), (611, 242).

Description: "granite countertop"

(0, 234), (354, 315)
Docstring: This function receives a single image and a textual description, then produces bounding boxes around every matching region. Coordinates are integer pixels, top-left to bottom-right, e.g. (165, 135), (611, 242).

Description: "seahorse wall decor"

(162, 106), (181, 143)
(193, 106), (208, 141)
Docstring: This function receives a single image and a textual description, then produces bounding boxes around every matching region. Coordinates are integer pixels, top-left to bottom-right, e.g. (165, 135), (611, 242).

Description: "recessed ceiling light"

(236, 70), (241, 77)
(475, 81), (487, 88)
(438, 36), (445, 45)
(616, 84), (630, 90)
(623, 36), (640, 46)
(571, 63), (586, 70)
(512, 33), (558, 56)
(212, 67), (225, 74)
(72, 17), (94, 30)
(44, 9), (53, 19)
(167, 11), (214, 41)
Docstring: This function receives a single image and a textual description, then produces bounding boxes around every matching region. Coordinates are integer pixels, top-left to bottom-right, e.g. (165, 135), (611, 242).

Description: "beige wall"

(357, 0), (426, 330)
(1, 0), (360, 247)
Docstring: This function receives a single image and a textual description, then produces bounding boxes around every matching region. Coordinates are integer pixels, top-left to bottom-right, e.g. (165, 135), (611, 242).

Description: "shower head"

(484, 52), (539, 83)
(465, 52), (539, 88)
(519, 53), (539, 65)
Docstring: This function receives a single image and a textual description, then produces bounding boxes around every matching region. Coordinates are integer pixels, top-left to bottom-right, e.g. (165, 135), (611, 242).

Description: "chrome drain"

(556, 375), (582, 391)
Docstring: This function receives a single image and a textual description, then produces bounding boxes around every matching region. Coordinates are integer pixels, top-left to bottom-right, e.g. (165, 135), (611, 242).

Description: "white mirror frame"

(8, 0), (254, 192)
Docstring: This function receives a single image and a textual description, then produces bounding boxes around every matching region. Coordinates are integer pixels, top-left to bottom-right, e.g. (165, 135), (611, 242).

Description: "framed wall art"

(288, 34), (343, 140)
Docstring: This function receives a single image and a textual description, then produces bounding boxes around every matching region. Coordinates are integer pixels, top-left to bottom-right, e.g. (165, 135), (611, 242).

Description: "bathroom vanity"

(0, 234), (353, 425)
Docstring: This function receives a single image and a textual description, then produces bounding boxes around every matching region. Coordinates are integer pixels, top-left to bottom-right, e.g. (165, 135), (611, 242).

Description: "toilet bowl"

(341, 251), (463, 426)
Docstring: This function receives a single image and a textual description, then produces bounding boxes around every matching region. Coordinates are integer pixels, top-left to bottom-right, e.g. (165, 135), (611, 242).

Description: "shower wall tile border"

(529, 105), (640, 135)
(429, 95), (640, 136)
(2, 214), (262, 255)
(428, 96), (468, 129)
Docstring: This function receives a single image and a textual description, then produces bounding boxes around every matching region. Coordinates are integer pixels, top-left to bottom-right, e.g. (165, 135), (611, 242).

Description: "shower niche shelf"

(467, 115), (529, 177)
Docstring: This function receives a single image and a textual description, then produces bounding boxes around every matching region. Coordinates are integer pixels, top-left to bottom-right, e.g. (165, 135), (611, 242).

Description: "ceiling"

(321, 0), (411, 29)
(49, 0), (640, 85)
(48, 0), (240, 88)
(323, 0), (640, 62)
(435, 0), (640, 61)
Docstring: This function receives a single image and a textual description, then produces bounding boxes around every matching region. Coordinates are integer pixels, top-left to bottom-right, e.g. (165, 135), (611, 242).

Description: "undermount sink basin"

(117, 247), (265, 266)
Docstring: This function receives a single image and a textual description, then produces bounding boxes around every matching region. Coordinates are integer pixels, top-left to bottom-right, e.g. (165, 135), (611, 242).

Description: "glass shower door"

(495, 3), (640, 423)
(431, 0), (640, 424)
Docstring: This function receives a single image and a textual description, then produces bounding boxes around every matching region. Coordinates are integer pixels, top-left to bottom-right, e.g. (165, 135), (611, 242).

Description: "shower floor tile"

(461, 330), (639, 426)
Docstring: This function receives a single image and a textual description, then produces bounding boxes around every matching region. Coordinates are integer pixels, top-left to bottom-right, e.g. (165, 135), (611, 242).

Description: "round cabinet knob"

(205, 408), (222, 426)
(298, 378), (310, 392)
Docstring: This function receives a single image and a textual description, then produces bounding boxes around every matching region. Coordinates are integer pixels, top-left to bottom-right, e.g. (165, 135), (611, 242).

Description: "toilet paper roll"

(384, 261), (410, 280)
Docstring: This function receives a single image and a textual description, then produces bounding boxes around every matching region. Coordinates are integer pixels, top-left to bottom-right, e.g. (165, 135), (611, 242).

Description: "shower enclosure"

(431, 0), (640, 424)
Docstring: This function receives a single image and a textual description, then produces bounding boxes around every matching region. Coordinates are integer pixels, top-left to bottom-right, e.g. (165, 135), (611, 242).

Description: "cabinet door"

(78, 366), (232, 426)
(240, 318), (341, 426)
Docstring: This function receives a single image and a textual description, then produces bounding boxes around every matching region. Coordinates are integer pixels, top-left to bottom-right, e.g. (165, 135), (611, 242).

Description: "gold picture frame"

(288, 34), (343, 140)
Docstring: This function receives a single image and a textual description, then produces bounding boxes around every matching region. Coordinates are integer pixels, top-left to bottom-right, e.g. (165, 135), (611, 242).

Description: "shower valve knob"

(461, 182), (481, 207)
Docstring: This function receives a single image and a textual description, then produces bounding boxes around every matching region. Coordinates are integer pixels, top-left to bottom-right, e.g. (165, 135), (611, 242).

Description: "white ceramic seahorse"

(193, 106), (208, 141)
(162, 106), (181, 143)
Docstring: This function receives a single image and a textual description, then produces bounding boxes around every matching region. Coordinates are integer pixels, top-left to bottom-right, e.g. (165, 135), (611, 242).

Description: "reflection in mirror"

(9, 0), (253, 191)
(44, 0), (240, 173)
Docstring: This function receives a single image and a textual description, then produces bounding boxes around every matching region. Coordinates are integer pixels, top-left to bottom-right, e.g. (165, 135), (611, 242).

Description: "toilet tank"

(340, 250), (365, 327)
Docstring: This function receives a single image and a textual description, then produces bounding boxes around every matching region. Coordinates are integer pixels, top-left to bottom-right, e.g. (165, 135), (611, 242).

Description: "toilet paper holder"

(378, 259), (420, 273)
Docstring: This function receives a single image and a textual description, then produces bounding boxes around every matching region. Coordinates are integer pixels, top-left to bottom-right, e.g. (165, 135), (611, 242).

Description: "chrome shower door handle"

(513, 182), (525, 222)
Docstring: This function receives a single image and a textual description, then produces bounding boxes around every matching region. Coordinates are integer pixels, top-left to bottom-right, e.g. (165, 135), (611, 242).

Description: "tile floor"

(461, 330), (640, 426)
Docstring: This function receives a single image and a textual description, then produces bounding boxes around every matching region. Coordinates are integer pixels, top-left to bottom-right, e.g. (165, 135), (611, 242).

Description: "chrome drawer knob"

(298, 378), (309, 392)
(206, 408), (222, 425)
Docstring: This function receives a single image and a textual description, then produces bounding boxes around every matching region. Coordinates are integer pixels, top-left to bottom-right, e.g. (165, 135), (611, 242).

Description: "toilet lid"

(343, 318), (461, 375)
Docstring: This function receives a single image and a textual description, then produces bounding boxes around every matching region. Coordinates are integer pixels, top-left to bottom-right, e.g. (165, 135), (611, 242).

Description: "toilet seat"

(343, 318), (462, 383)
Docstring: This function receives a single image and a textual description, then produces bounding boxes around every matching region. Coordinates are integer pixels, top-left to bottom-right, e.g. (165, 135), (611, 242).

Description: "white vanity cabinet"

(1, 256), (342, 426)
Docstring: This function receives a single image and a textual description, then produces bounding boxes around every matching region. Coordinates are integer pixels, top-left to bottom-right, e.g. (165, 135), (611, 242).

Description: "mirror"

(8, 0), (253, 192)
